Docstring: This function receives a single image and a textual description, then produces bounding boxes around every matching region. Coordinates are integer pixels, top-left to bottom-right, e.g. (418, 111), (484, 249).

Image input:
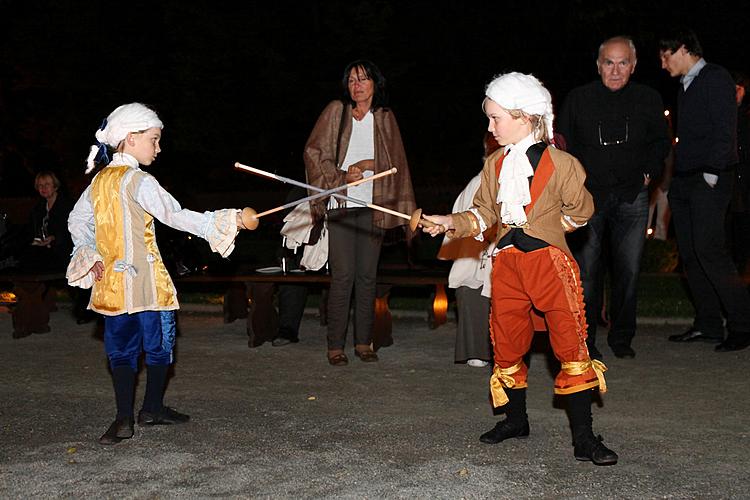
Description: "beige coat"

(451, 146), (593, 256)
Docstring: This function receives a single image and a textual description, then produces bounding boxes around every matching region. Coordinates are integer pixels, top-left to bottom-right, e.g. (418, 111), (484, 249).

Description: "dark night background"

(2, 0), (749, 205)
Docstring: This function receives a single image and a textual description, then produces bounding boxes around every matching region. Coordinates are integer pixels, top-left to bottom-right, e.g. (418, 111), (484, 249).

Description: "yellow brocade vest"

(90, 165), (178, 315)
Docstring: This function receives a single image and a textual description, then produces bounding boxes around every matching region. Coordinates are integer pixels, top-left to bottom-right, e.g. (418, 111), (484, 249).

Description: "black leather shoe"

(668, 328), (722, 343)
(99, 417), (134, 445)
(610, 344), (635, 359)
(138, 406), (190, 425)
(479, 419), (530, 444)
(574, 434), (618, 465)
(715, 334), (750, 352)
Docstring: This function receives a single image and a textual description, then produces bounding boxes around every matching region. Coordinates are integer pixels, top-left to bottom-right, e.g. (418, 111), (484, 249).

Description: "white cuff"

(205, 209), (240, 258)
(468, 208), (488, 242)
(66, 246), (103, 289)
(703, 173), (718, 187)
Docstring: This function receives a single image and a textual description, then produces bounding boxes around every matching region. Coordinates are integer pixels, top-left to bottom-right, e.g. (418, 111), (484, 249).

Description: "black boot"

(99, 365), (136, 445)
(138, 364), (190, 425)
(567, 390), (618, 465)
(479, 388), (530, 444)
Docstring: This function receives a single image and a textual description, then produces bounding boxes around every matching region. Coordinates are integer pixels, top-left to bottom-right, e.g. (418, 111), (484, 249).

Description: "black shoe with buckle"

(479, 419), (530, 444)
(668, 328), (722, 343)
(574, 434), (618, 465)
(99, 416), (134, 445)
(138, 406), (190, 425)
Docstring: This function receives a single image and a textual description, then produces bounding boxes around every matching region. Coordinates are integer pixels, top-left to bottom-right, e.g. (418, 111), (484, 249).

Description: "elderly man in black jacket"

(659, 28), (750, 352)
(558, 36), (670, 360)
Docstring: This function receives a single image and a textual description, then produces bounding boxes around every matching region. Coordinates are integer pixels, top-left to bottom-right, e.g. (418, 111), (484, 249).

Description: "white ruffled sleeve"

(202, 209), (240, 258)
(67, 186), (104, 289)
(135, 174), (240, 258)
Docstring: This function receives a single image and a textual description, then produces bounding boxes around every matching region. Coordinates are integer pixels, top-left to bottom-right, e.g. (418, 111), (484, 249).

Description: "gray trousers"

(326, 208), (384, 350)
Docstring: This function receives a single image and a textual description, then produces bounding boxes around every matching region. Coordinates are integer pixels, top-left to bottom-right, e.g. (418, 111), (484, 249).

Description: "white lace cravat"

(497, 134), (535, 226)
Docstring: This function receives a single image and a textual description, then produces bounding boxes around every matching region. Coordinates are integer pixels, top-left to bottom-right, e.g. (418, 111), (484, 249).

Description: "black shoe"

(715, 333), (750, 352)
(610, 344), (635, 359)
(668, 328), (722, 344)
(574, 434), (618, 465)
(138, 406), (190, 425)
(272, 337), (299, 347)
(99, 417), (134, 445)
(479, 419), (530, 444)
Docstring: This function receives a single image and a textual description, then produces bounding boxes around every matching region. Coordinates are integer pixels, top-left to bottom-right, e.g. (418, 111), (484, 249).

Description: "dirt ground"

(1, 307), (748, 499)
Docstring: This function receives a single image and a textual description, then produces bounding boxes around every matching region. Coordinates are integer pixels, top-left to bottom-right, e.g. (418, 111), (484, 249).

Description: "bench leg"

(12, 281), (51, 337)
(429, 284), (448, 330)
(372, 285), (393, 351)
(223, 284), (249, 324)
(246, 282), (278, 348)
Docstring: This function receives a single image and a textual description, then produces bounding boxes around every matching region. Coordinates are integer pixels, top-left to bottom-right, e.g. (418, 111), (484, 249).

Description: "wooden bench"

(177, 270), (449, 349)
(0, 271), (66, 338)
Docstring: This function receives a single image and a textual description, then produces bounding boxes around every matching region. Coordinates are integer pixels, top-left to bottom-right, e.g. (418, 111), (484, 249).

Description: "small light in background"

(647, 228), (654, 237)
(664, 110), (670, 117)
(674, 137), (679, 143)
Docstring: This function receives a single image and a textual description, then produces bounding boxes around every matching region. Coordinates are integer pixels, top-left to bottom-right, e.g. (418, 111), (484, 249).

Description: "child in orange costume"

(424, 73), (618, 466)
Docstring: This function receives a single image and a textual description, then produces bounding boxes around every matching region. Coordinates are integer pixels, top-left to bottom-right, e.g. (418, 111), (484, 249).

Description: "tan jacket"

(304, 100), (416, 229)
(452, 146), (593, 257)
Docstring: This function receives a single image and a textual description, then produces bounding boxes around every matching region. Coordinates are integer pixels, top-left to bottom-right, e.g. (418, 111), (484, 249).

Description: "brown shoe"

(354, 349), (379, 362)
(327, 352), (349, 366)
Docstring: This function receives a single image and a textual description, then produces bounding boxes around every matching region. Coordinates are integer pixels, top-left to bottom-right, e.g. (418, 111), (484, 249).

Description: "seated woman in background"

(24, 170), (73, 272)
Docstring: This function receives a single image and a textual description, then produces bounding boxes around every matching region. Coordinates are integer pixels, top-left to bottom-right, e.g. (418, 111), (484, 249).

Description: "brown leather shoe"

(327, 353), (349, 366)
(354, 349), (379, 362)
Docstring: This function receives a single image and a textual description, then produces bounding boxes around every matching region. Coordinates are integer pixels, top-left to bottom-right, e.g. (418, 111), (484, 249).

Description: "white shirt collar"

(504, 133), (536, 157)
(681, 58), (706, 90)
(109, 152), (140, 169)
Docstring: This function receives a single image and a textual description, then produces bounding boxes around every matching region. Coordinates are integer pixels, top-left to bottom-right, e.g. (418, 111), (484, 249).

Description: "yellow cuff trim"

(489, 361), (523, 407)
(561, 359), (608, 393)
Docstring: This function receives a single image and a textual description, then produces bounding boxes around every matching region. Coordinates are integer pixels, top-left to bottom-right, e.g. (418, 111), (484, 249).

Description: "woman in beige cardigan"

(304, 60), (416, 366)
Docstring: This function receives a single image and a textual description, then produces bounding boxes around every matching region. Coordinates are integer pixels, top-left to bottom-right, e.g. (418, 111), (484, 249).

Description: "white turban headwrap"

(484, 72), (554, 141)
(85, 103), (164, 173)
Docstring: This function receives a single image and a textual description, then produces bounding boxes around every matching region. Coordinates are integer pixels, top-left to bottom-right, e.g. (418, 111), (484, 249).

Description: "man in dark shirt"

(659, 28), (750, 352)
(558, 36), (670, 359)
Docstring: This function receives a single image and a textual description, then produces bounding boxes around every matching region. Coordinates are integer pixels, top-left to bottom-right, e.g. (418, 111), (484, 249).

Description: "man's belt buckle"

(502, 222), (530, 229)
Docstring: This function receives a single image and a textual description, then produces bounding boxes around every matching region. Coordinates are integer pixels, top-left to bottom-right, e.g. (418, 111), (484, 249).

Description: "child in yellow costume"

(68, 103), (249, 445)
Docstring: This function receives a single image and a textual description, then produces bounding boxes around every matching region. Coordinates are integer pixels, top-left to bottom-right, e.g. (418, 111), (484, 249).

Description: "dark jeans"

(669, 172), (750, 336)
(326, 208), (383, 350)
(572, 188), (649, 349)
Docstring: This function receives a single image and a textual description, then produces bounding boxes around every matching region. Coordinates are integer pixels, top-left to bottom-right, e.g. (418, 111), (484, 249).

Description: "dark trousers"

(572, 189), (649, 349)
(669, 173), (750, 336)
(326, 208), (383, 350)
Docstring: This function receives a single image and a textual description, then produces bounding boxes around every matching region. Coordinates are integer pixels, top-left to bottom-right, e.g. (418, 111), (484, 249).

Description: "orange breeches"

(489, 246), (600, 397)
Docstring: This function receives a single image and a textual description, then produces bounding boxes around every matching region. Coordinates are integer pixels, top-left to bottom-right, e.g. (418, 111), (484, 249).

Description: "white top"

(437, 173), (493, 296)
(339, 111), (374, 207)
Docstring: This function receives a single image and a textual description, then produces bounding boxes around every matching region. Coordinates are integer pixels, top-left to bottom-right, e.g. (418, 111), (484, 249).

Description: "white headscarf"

(484, 72), (554, 141)
(484, 73), (554, 227)
(85, 103), (164, 173)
